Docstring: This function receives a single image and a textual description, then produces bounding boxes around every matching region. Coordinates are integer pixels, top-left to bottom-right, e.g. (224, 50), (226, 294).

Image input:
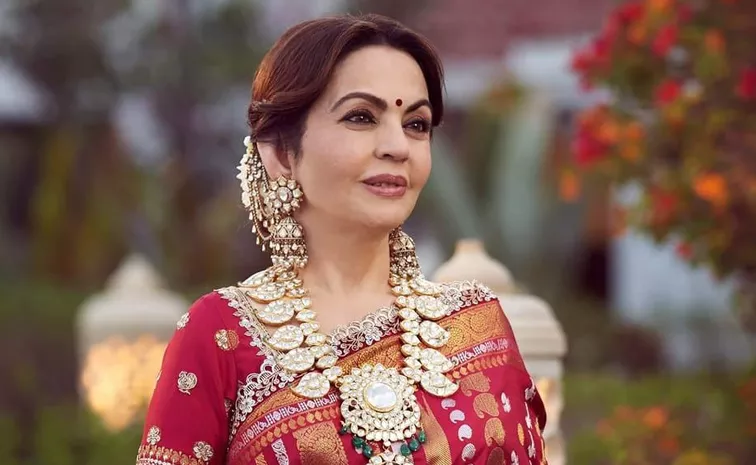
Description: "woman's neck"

(297, 221), (392, 296)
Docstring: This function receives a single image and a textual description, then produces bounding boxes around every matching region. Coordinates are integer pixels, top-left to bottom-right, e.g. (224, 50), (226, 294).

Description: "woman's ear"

(256, 141), (293, 179)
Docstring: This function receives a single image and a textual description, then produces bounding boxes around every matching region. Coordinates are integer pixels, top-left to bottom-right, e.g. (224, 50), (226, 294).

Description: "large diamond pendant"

(338, 364), (421, 445)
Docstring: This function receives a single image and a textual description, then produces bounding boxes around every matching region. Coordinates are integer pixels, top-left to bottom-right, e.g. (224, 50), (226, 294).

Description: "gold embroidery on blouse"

(177, 312), (190, 329)
(254, 454), (268, 465)
(474, 393), (500, 418)
(137, 444), (202, 465)
(459, 372), (491, 396)
(193, 441), (214, 462)
(215, 329), (240, 351)
(294, 423), (349, 465)
(177, 371), (198, 394)
(146, 426), (161, 445)
(484, 417), (506, 446)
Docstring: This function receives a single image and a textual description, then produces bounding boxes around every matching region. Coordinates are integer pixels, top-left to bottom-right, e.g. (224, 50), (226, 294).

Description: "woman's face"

(289, 45), (433, 234)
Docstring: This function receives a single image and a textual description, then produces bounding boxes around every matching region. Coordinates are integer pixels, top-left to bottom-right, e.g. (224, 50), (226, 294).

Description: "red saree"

(136, 280), (548, 465)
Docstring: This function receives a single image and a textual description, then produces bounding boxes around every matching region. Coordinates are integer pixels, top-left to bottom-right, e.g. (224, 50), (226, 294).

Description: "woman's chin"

(357, 209), (411, 233)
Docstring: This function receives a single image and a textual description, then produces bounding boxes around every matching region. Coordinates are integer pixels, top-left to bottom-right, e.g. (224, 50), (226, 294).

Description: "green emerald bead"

(362, 445), (374, 458)
(352, 436), (364, 448)
(418, 431), (427, 443)
(339, 425), (349, 435)
(400, 444), (411, 456)
(409, 438), (420, 452)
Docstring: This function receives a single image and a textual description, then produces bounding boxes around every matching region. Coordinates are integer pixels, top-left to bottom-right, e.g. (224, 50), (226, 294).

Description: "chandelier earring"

(238, 136), (307, 267)
(389, 227), (421, 279)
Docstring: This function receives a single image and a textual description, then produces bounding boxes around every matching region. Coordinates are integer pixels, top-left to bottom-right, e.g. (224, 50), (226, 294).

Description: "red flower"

(652, 24), (678, 57)
(676, 241), (693, 259)
(655, 79), (682, 106)
(572, 106), (616, 166)
(570, 35), (615, 79)
(650, 188), (678, 224)
(615, 1), (645, 25)
(571, 47), (595, 74)
(736, 67), (756, 100)
(573, 131), (608, 166)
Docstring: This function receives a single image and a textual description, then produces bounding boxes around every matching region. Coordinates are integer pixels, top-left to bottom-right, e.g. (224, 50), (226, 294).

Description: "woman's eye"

(405, 119), (430, 133)
(343, 111), (375, 124)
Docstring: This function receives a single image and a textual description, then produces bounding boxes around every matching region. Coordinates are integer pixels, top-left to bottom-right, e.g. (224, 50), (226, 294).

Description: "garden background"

(0, 0), (753, 463)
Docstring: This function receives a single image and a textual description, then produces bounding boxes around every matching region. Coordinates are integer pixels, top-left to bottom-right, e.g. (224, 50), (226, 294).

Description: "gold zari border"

(137, 445), (202, 465)
(230, 300), (517, 460)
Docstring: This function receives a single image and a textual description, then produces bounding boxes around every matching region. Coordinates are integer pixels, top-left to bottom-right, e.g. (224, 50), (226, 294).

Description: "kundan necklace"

(238, 263), (458, 464)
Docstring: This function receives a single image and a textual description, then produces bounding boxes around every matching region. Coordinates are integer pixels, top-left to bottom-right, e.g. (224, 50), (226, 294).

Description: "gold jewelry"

(240, 264), (457, 464)
(238, 136), (455, 464)
(389, 227), (421, 279)
(239, 136), (307, 267)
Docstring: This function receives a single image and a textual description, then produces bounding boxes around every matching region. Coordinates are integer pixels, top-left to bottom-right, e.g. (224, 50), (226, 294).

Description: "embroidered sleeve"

(136, 293), (238, 465)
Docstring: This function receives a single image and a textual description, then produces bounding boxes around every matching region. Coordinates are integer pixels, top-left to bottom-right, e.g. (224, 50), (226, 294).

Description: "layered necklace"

(238, 136), (458, 464)
(239, 263), (458, 464)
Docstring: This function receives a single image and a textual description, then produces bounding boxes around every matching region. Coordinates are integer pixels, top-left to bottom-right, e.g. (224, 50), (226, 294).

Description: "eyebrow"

(330, 91), (432, 115)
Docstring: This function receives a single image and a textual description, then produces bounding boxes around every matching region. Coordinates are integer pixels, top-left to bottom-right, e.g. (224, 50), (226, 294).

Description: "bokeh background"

(1, 0), (754, 463)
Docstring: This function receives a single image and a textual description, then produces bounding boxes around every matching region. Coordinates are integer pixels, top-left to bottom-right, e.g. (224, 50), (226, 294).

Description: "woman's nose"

(375, 122), (410, 161)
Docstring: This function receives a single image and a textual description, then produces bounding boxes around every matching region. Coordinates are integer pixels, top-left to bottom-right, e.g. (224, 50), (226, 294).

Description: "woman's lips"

(361, 174), (408, 198)
(362, 182), (407, 197)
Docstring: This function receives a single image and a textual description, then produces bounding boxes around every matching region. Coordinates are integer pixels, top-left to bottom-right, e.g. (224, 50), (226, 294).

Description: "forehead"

(323, 45), (429, 104)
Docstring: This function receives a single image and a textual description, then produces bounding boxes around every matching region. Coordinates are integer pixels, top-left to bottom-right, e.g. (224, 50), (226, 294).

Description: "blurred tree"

(0, 0), (269, 287)
(0, 0), (134, 286)
(114, 0), (268, 285)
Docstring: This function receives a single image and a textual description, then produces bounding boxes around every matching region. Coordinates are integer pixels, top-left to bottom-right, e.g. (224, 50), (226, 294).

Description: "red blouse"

(136, 280), (548, 465)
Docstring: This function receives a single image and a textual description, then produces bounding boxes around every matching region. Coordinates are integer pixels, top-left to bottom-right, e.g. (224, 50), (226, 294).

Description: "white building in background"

(0, 61), (50, 124)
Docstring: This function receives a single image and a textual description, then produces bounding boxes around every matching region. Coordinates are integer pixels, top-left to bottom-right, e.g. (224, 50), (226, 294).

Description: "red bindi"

(395, 98), (403, 107)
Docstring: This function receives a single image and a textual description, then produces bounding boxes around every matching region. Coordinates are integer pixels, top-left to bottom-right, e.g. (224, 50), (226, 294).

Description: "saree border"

(227, 296), (524, 462)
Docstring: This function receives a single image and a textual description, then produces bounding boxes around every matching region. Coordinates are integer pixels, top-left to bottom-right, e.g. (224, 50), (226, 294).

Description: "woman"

(136, 13), (548, 465)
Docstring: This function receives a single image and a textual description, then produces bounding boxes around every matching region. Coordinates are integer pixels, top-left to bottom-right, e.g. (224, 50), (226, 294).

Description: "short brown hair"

(248, 14), (445, 156)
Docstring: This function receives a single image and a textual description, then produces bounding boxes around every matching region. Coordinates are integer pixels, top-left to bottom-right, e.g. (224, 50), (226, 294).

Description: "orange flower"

(559, 170), (581, 202)
(704, 29), (726, 54)
(597, 120), (620, 144)
(624, 121), (646, 142)
(648, 0), (673, 13)
(628, 22), (648, 45)
(693, 173), (729, 207)
(642, 406), (669, 429)
(620, 144), (641, 162)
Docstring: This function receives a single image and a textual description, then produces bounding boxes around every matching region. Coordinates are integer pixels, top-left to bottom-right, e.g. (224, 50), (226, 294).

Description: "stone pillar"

(433, 239), (568, 465)
(76, 254), (186, 430)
